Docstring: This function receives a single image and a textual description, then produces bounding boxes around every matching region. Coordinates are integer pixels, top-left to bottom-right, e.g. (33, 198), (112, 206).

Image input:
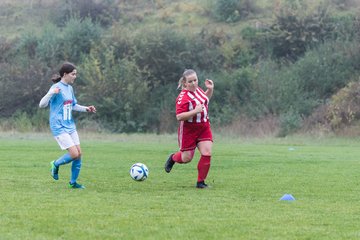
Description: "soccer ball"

(130, 163), (149, 181)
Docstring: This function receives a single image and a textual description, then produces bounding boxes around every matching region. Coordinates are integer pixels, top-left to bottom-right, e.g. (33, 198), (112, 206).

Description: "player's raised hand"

(205, 79), (214, 89)
(87, 105), (96, 113)
(53, 87), (61, 94)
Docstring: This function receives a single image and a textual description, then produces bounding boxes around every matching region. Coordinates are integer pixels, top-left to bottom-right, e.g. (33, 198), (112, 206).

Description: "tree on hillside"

(269, 3), (334, 61)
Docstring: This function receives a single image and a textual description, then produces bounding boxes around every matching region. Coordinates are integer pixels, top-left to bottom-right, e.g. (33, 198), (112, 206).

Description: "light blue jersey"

(48, 81), (78, 136)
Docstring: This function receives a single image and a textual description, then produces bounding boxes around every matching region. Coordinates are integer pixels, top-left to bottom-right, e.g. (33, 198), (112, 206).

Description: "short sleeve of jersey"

(176, 90), (190, 115)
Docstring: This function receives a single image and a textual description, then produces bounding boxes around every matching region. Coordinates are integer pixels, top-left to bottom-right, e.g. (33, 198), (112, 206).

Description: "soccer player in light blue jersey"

(39, 62), (96, 189)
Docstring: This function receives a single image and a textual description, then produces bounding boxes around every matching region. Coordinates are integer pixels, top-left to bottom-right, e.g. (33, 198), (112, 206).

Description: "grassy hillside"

(2, 0), (360, 136)
(2, 0), (359, 47)
(0, 0), (332, 39)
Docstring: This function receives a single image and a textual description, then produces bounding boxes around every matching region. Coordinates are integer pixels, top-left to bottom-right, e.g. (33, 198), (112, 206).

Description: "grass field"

(1, 132), (360, 239)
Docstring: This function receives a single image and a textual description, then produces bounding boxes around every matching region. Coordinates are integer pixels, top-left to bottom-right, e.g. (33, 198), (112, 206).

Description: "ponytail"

(177, 69), (196, 90)
(177, 76), (185, 90)
(51, 74), (61, 83)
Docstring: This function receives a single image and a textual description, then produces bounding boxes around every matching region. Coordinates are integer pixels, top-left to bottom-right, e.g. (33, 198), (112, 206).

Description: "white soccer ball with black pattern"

(130, 163), (149, 181)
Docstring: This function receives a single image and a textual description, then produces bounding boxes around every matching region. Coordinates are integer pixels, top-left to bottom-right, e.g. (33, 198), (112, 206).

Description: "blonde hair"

(177, 69), (196, 90)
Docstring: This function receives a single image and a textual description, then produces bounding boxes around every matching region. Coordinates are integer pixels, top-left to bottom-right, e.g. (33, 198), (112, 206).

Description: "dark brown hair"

(51, 62), (76, 83)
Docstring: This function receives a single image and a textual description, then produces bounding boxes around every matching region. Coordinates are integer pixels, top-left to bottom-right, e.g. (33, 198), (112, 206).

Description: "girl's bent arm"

(39, 87), (60, 108)
(205, 88), (213, 99)
(176, 104), (203, 121)
(39, 91), (54, 108)
(204, 79), (214, 99)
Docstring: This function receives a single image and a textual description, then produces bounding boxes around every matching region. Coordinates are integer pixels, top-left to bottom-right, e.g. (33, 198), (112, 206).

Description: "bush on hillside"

(131, 27), (191, 87)
(210, 67), (254, 125)
(290, 40), (360, 99)
(242, 40), (360, 134)
(326, 81), (360, 129)
(269, 4), (334, 61)
(329, 14), (360, 41)
(243, 2), (349, 62)
(77, 46), (149, 133)
(15, 31), (38, 58)
(278, 107), (302, 137)
(0, 59), (50, 118)
(61, 17), (102, 63)
(331, 0), (359, 10)
(35, 24), (63, 67)
(49, 0), (120, 27)
(214, 0), (259, 23)
(15, 16), (102, 65)
(0, 37), (14, 62)
(304, 80), (360, 132)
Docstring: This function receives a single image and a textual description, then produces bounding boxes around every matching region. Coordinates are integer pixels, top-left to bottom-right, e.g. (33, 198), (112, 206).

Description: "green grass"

(1, 133), (360, 239)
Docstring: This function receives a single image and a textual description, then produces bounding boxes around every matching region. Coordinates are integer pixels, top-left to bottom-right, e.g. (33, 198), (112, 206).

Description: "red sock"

(197, 155), (211, 182)
(172, 152), (183, 163)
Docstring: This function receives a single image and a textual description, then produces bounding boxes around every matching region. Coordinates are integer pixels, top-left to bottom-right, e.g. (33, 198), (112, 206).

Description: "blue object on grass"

(280, 194), (295, 201)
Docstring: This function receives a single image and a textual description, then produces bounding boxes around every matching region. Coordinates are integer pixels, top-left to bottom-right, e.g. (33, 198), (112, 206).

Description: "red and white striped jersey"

(176, 87), (209, 123)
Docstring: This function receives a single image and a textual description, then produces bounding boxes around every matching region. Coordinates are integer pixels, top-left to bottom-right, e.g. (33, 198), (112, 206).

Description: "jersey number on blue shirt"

(63, 100), (73, 121)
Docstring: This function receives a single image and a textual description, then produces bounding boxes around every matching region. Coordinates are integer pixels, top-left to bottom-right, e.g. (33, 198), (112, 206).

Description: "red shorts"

(178, 121), (213, 151)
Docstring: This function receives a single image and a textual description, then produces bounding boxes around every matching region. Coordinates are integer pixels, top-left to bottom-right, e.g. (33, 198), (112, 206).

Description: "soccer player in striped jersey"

(165, 69), (214, 188)
(39, 62), (96, 189)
